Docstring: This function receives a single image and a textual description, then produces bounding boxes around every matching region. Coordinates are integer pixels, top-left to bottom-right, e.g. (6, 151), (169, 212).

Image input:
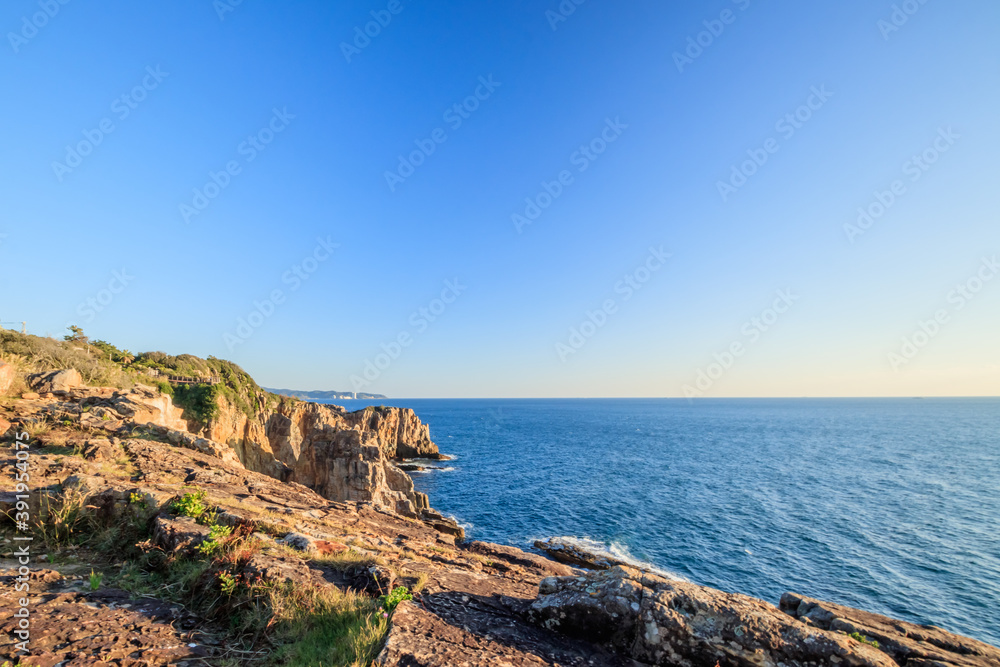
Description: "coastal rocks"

(27, 368), (82, 394)
(342, 405), (440, 459)
(534, 537), (629, 570)
(529, 566), (897, 667)
(780, 592), (1000, 667)
(265, 405), (430, 517)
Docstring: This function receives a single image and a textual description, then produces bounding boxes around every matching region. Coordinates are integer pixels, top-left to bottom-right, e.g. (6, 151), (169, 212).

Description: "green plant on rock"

(171, 490), (208, 520)
(849, 632), (880, 648)
(197, 524), (234, 557)
(89, 569), (103, 591)
(378, 586), (413, 613)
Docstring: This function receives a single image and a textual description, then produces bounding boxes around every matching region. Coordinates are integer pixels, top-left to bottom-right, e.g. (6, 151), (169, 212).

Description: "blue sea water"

(333, 397), (1000, 646)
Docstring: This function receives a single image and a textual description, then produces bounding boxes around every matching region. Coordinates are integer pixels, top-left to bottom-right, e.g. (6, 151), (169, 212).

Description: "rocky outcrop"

(530, 566), (898, 667)
(27, 368), (82, 394)
(341, 405), (440, 459)
(265, 403), (430, 518)
(781, 592), (1000, 667)
(534, 537), (632, 570)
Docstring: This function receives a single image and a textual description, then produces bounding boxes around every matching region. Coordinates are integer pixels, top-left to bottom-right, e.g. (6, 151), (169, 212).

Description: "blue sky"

(1, 0), (998, 397)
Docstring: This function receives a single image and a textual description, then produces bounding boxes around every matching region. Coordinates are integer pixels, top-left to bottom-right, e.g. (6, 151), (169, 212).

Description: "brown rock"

(152, 515), (213, 554)
(0, 361), (15, 395)
(530, 566), (897, 667)
(20, 392), (39, 400)
(781, 592), (1000, 667)
(533, 537), (629, 570)
(27, 368), (83, 394)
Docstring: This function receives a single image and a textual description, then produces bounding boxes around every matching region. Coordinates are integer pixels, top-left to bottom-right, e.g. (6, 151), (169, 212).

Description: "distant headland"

(264, 387), (387, 401)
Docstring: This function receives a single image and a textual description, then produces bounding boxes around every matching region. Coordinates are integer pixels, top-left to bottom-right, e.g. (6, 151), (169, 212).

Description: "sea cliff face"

(200, 397), (439, 517)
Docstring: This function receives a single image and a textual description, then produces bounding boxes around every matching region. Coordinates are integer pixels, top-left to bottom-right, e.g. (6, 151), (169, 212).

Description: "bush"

(171, 490), (208, 520)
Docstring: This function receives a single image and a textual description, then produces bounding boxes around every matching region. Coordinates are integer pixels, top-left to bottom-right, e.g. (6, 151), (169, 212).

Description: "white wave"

(542, 535), (687, 582)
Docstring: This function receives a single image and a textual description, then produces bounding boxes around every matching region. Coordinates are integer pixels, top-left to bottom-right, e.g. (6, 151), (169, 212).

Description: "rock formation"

(530, 565), (899, 667)
(780, 592), (1000, 667)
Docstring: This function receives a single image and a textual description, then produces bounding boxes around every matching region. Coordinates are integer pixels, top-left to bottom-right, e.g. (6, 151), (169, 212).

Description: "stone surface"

(530, 566), (898, 667)
(781, 592), (1000, 667)
(534, 537), (630, 570)
(0, 579), (221, 666)
(152, 515), (213, 554)
(27, 368), (83, 394)
(0, 360), (15, 395)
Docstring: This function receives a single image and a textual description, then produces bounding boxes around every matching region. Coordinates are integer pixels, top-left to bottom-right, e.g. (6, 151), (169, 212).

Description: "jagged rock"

(27, 368), (82, 394)
(428, 518), (465, 540)
(82, 438), (117, 462)
(533, 537), (629, 570)
(152, 515), (213, 554)
(530, 566), (897, 667)
(780, 592), (1000, 667)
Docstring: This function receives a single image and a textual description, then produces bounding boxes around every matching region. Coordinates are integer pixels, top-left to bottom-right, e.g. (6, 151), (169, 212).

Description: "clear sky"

(2, 1), (998, 398)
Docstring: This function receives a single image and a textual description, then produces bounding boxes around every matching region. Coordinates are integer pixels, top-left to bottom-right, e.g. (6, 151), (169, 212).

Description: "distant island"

(264, 387), (387, 401)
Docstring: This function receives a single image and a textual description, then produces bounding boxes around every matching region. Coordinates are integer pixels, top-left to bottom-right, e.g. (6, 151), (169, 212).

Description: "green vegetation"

(378, 586), (412, 613)
(89, 569), (103, 591)
(849, 632), (880, 649)
(171, 489), (209, 520)
(1, 327), (281, 428)
(197, 524), (234, 557)
(172, 382), (222, 424)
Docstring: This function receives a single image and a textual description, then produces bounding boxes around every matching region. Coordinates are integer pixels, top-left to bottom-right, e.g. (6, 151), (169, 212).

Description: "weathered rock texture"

(781, 592), (1000, 667)
(530, 566), (898, 667)
(6, 370), (448, 526)
(27, 368), (82, 394)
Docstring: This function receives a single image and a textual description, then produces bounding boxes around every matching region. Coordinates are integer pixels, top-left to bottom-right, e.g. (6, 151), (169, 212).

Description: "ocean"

(327, 397), (1000, 646)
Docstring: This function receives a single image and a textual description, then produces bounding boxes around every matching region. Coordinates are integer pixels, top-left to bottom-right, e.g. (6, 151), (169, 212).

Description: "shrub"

(171, 490), (208, 520)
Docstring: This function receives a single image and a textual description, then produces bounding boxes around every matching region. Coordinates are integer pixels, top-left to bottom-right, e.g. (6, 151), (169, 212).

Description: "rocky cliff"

(12, 366), (443, 524)
(201, 395), (441, 518)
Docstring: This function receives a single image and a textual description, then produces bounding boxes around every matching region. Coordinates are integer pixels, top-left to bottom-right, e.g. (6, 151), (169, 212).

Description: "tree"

(64, 325), (89, 344)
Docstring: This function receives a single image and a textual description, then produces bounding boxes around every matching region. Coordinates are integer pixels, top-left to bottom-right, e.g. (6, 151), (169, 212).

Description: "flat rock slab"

(377, 599), (640, 667)
(0, 580), (220, 666)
